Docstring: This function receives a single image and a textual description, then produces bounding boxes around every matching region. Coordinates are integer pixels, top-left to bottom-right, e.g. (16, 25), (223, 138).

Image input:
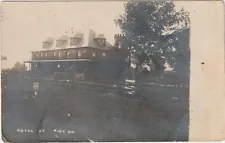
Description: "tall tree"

(115, 1), (190, 75)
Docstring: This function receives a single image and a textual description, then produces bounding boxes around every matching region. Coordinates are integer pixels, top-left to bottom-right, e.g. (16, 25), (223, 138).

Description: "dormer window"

(95, 34), (106, 47)
(70, 37), (82, 46)
(70, 38), (77, 46)
(99, 39), (106, 46)
(56, 35), (68, 48)
(43, 37), (54, 49)
(43, 42), (52, 49)
(70, 33), (83, 46)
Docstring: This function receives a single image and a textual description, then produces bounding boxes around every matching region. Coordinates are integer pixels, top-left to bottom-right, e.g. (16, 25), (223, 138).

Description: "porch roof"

(24, 59), (91, 63)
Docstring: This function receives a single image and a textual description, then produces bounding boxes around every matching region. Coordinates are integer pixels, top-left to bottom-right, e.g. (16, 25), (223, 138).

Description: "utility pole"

(0, 9), (4, 55)
(0, 7), (8, 62)
(0, 7), (6, 60)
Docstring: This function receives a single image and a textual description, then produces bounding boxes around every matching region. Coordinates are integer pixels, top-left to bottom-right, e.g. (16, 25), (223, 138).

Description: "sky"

(1, 1), (188, 69)
(1, 2), (126, 68)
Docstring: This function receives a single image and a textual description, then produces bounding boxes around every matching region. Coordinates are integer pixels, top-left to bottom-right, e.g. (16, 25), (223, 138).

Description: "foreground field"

(2, 73), (189, 142)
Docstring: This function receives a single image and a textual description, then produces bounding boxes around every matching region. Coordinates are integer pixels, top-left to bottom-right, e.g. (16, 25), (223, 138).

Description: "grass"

(2, 73), (189, 142)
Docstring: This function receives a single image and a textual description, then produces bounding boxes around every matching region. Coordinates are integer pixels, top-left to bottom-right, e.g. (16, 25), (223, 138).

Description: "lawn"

(2, 72), (189, 142)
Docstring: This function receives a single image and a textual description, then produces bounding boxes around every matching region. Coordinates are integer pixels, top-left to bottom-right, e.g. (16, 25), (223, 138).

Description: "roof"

(43, 37), (54, 43)
(24, 59), (91, 63)
(31, 46), (111, 53)
(72, 33), (83, 39)
(77, 29), (112, 50)
(35, 29), (113, 52)
(96, 34), (106, 39)
(57, 35), (69, 41)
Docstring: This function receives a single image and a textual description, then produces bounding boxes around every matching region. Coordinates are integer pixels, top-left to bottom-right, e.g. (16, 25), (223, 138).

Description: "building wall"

(30, 59), (127, 81)
(30, 46), (129, 80)
(31, 47), (113, 61)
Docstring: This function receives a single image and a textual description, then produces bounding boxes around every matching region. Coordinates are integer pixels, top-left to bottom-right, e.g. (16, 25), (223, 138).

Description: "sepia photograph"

(2, 0), (222, 142)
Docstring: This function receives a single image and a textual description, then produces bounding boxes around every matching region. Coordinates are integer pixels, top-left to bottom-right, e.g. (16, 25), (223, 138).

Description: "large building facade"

(24, 29), (127, 81)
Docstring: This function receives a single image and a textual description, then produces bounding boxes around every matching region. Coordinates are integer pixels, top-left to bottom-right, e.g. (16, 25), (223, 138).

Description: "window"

(95, 34), (106, 47)
(78, 51), (81, 58)
(70, 38), (75, 46)
(96, 39), (106, 47)
(44, 53), (47, 60)
(118, 42), (122, 49)
(43, 42), (52, 49)
(36, 63), (41, 68)
(66, 51), (70, 59)
(92, 52), (96, 57)
(83, 50), (87, 59)
(102, 52), (106, 56)
(40, 54), (43, 59)
(70, 38), (78, 46)
(101, 39), (106, 46)
(70, 34), (83, 46)
(53, 53), (56, 59)
(34, 54), (38, 60)
(56, 40), (66, 47)
(58, 52), (61, 58)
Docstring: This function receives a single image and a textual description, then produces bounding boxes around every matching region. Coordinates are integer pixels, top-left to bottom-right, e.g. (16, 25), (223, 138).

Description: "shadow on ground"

(2, 73), (189, 142)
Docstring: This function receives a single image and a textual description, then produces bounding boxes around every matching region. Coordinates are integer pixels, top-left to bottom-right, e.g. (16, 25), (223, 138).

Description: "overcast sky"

(1, 1), (189, 69)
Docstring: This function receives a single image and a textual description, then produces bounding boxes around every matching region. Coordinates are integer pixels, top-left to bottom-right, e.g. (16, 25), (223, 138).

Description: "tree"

(1, 55), (7, 60)
(115, 1), (190, 75)
(11, 61), (26, 71)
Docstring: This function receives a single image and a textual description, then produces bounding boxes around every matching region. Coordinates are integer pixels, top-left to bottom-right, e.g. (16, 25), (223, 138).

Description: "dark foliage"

(115, 1), (190, 74)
